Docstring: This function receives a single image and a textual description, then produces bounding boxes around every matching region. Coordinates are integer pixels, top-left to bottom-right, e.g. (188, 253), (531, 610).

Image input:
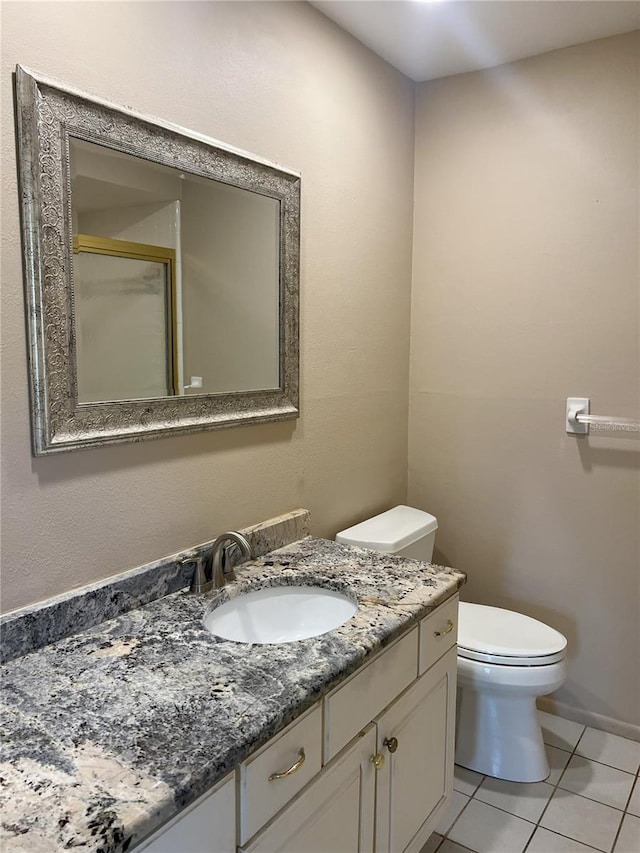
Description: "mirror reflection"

(70, 138), (281, 403)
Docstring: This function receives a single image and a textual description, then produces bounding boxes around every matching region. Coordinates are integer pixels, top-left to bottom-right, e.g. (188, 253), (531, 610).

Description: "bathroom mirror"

(15, 65), (300, 455)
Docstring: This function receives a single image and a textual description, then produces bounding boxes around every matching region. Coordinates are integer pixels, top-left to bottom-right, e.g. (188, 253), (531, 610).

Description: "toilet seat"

(458, 602), (567, 667)
(457, 646), (566, 666)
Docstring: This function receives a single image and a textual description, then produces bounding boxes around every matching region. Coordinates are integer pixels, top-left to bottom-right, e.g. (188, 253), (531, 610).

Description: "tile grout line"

(549, 737), (639, 819)
(438, 778), (481, 850)
(522, 726), (633, 853)
(553, 725), (640, 853)
(445, 719), (571, 850)
(485, 730), (579, 853)
(526, 826), (609, 853)
(501, 725), (589, 853)
(609, 764), (640, 853)
(572, 740), (640, 775)
(447, 743), (585, 853)
(504, 722), (636, 853)
(553, 780), (635, 813)
(523, 726), (596, 853)
(433, 719), (640, 853)
(434, 770), (488, 852)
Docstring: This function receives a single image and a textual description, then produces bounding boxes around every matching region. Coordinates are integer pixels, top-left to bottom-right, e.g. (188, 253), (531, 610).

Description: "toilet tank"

(336, 505), (438, 562)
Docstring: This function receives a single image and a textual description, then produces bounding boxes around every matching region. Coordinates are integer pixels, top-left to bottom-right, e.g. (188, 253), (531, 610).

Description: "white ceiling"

(310, 1), (640, 82)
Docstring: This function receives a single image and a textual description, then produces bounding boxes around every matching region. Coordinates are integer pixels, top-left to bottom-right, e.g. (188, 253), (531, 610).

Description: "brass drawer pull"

(434, 619), (454, 638)
(384, 736), (398, 754)
(370, 753), (385, 770)
(269, 748), (306, 781)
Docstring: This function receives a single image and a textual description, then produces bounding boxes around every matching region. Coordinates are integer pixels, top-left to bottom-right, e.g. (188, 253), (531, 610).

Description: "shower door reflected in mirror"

(73, 236), (177, 402)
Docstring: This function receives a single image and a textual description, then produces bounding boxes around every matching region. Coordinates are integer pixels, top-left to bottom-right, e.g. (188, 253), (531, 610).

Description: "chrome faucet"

(211, 531), (251, 589)
(183, 531), (252, 594)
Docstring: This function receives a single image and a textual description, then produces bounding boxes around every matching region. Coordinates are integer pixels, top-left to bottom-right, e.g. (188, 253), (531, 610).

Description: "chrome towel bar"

(566, 398), (640, 434)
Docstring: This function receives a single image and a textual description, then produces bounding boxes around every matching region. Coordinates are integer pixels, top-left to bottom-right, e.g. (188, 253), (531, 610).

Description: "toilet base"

(455, 686), (550, 783)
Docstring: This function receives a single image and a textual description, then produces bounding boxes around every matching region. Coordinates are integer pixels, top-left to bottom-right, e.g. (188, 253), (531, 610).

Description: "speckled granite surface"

(0, 537), (464, 853)
(0, 509), (310, 664)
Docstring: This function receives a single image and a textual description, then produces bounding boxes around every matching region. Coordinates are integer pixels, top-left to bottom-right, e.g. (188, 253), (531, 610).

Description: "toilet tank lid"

(336, 505), (437, 553)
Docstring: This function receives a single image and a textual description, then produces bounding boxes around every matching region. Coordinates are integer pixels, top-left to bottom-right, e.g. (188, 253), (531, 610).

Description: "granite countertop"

(0, 537), (465, 853)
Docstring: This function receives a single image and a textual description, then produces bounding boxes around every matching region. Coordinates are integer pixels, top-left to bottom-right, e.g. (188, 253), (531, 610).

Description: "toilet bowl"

(455, 602), (567, 782)
(336, 505), (568, 785)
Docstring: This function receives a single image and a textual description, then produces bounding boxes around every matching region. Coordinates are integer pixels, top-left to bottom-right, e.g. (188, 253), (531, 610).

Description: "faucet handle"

(181, 555), (212, 595)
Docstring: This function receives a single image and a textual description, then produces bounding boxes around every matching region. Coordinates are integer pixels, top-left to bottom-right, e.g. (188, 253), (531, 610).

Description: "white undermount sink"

(203, 585), (357, 644)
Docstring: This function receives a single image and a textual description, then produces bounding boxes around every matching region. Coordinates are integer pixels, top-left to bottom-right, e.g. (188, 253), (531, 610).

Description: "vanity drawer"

(419, 594), (459, 675)
(239, 702), (322, 844)
(324, 627), (419, 762)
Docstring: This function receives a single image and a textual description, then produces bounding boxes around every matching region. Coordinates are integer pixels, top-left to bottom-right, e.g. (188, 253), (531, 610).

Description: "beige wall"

(409, 32), (640, 728)
(0, 1), (414, 612)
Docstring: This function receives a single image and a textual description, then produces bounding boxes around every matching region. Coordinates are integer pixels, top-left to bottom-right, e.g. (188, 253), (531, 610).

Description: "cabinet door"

(374, 646), (457, 853)
(241, 725), (376, 853)
(135, 772), (235, 853)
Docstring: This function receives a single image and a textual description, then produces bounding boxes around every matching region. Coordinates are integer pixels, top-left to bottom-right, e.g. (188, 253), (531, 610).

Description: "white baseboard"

(538, 696), (640, 743)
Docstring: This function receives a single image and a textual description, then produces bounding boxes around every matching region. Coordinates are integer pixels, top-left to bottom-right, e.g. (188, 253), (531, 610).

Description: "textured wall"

(409, 32), (640, 729)
(0, 1), (414, 612)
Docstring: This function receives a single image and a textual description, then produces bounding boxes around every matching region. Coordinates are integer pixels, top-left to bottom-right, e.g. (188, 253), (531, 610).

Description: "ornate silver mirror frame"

(15, 65), (300, 455)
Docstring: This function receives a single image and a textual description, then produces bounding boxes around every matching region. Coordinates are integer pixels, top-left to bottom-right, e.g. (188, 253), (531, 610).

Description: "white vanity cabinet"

(136, 772), (236, 853)
(374, 648), (457, 853)
(134, 595), (459, 853)
(242, 595), (459, 853)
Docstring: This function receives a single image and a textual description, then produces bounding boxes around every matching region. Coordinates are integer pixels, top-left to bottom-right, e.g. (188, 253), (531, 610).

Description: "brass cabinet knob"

(434, 619), (454, 638)
(384, 736), (399, 754)
(269, 748), (306, 781)
(370, 752), (385, 770)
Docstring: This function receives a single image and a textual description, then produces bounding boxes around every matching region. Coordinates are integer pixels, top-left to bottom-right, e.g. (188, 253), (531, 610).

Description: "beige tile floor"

(422, 711), (640, 853)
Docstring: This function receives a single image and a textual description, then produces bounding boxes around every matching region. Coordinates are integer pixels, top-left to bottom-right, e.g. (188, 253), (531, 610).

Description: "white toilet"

(336, 505), (568, 784)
